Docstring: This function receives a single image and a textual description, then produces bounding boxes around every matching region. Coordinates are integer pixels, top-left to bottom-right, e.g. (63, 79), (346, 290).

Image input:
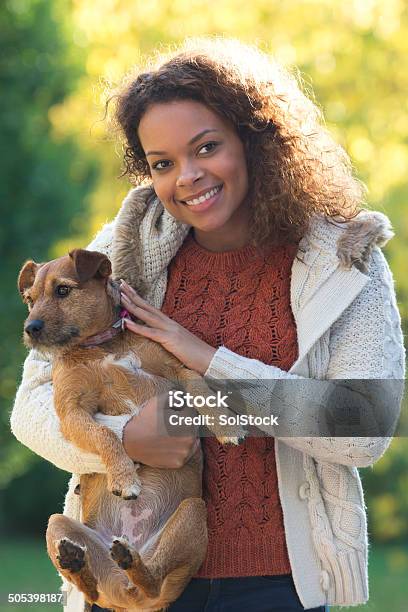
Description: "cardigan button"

(320, 570), (330, 591)
(298, 482), (310, 500)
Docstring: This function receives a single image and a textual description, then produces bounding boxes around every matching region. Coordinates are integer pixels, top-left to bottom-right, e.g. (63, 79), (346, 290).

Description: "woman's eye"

(152, 160), (172, 171)
(198, 142), (218, 154)
(56, 285), (71, 297)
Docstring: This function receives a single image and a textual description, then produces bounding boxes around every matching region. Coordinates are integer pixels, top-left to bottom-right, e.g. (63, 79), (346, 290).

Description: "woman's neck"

(193, 209), (251, 252)
(193, 232), (249, 252)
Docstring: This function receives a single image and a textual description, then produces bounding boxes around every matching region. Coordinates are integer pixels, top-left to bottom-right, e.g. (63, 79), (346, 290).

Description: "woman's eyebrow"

(145, 129), (221, 156)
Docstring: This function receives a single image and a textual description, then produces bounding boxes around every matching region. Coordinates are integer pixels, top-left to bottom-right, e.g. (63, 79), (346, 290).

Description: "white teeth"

(185, 185), (221, 206)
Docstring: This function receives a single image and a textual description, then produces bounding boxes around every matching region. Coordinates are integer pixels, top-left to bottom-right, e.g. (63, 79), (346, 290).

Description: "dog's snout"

(25, 319), (44, 338)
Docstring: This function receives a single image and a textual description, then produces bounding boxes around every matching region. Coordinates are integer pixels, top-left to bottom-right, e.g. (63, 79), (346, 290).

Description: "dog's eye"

(56, 285), (71, 297)
(26, 297), (34, 309)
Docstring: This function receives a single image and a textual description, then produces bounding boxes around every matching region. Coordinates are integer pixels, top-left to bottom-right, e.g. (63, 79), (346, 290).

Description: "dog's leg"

(137, 341), (244, 443)
(54, 373), (141, 499)
(56, 538), (99, 603)
(59, 409), (141, 499)
(174, 366), (244, 444)
(47, 514), (136, 610)
(109, 497), (207, 609)
(47, 515), (102, 604)
(110, 538), (159, 599)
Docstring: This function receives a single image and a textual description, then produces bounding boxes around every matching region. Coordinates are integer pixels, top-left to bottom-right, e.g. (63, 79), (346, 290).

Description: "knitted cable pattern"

(162, 233), (297, 577)
(10, 186), (405, 608)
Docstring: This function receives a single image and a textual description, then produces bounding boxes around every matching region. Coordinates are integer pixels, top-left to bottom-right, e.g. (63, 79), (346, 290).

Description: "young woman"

(11, 39), (404, 612)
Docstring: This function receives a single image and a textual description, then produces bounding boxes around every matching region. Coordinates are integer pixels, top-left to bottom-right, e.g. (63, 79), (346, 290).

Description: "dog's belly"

(93, 458), (202, 558)
(95, 497), (167, 557)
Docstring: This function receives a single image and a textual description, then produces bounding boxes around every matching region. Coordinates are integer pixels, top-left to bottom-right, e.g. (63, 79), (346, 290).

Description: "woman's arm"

(203, 247), (405, 467)
(122, 246), (405, 468)
(10, 348), (135, 473)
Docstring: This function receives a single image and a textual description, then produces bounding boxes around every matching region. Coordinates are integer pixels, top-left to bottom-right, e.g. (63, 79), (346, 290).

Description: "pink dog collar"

(112, 308), (131, 332)
(80, 308), (131, 348)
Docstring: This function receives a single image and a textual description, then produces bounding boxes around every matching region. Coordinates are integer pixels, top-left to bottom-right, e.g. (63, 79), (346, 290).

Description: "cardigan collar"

(290, 210), (393, 366)
(110, 185), (394, 366)
(111, 186), (189, 297)
(111, 185), (393, 292)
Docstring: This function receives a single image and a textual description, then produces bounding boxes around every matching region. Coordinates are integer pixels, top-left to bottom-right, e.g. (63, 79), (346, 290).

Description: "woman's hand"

(120, 280), (216, 375)
(123, 394), (200, 468)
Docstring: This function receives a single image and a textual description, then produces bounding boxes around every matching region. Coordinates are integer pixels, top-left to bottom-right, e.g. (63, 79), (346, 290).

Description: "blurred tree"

(1, 0), (406, 541)
(47, 0), (408, 330)
(47, 0), (408, 542)
(0, 0), (97, 519)
(362, 437), (408, 544)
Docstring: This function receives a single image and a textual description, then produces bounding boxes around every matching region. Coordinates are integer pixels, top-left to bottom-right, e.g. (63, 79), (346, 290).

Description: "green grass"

(0, 539), (407, 611)
(331, 545), (408, 612)
(0, 539), (61, 612)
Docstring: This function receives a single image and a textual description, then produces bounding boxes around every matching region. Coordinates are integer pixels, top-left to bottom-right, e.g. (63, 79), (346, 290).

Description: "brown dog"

(18, 248), (237, 611)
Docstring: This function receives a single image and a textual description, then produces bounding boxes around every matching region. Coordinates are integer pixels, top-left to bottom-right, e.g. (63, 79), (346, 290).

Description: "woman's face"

(138, 99), (249, 250)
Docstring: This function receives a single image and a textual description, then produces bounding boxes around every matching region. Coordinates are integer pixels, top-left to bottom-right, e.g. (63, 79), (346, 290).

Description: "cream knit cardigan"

(11, 187), (405, 610)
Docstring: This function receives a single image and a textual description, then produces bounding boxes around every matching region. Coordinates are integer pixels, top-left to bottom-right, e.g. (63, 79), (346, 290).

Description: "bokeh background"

(0, 0), (407, 610)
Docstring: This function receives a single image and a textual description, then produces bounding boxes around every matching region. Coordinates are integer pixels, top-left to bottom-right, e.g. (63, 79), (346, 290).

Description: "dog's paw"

(209, 422), (246, 445)
(121, 481), (142, 500)
(110, 537), (137, 570)
(56, 538), (86, 573)
(108, 475), (142, 500)
(217, 436), (240, 445)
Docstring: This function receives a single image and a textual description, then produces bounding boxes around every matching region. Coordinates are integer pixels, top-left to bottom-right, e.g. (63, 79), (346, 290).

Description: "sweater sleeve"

(10, 221), (135, 474)
(204, 247), (405, 467)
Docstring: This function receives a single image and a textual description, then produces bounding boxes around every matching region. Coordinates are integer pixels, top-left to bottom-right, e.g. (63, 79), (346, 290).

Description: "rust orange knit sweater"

(161, 232), (298, 578)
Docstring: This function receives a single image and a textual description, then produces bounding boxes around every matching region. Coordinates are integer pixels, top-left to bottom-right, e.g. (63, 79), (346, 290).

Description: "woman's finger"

(121, 295), (166, 328)
(124, 318), (161, 340)
(120, 288), (172, 324)
(120, 289), (165, 319)
(120, 281), (158, 314)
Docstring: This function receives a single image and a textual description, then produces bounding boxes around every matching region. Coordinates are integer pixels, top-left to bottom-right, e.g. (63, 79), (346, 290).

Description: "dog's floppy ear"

(69, 249), (112, 283)
(18, 260), (42, 298)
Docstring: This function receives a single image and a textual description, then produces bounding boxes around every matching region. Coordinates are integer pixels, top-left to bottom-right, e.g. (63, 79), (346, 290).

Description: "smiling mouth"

(180, 184), (223, 206)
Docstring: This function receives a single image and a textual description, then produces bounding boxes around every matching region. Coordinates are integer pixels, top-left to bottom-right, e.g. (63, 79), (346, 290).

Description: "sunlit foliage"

(1, 0), (407, 544)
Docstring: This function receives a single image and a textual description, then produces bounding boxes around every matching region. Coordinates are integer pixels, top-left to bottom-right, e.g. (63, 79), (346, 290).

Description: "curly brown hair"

(109, 38), (365, 246)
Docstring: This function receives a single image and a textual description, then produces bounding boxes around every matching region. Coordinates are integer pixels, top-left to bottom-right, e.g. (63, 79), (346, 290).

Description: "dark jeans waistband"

(91, 574), (328, 611)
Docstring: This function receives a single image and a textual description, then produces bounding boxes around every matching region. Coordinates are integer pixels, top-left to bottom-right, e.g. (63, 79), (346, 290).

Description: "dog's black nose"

(25, 319), (44, 338)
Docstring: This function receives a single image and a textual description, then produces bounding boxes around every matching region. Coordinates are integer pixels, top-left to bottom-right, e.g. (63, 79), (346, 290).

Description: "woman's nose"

(176, 163), (204, 188)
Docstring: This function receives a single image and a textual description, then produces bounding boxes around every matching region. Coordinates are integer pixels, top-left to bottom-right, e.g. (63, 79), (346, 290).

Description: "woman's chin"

(192, 221), (226, 236)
